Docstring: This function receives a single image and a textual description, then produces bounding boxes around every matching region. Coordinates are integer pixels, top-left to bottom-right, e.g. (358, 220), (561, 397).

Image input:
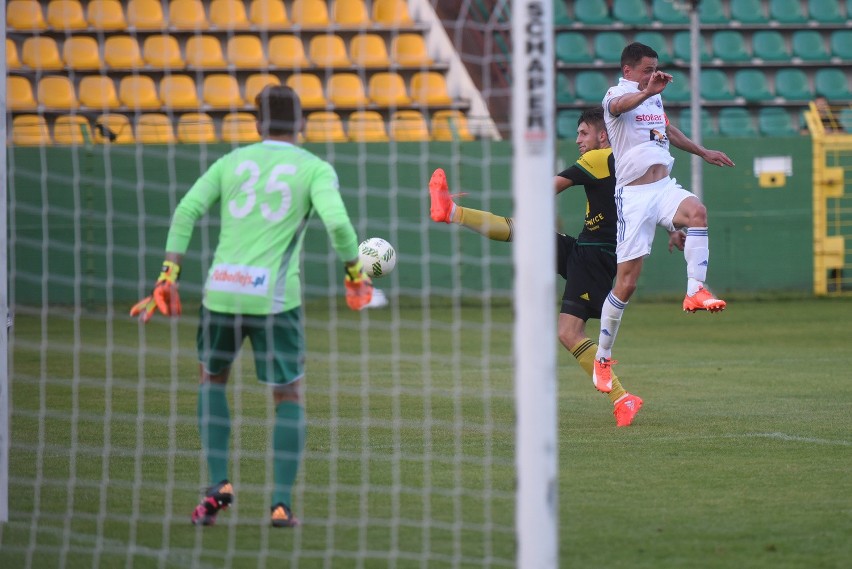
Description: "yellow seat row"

(6, 0), (412, 31)
(304, 110), (475, 142)
(7, 32), (432, 71)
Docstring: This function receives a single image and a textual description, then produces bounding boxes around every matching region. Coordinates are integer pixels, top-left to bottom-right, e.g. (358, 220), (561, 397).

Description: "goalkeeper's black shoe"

(270, 503), (300, 528)
(191, 480), (234, 526)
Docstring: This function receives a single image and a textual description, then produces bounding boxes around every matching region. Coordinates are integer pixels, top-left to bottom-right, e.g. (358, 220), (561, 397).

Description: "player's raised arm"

(667, 123), (735, 167)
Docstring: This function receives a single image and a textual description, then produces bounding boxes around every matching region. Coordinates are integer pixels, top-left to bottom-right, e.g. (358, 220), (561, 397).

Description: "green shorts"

(197, 305), (305, 385)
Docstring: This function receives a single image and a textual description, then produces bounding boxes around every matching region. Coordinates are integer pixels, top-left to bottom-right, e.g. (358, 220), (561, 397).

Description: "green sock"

(273, 401), (306, 508)
(198, 383), (231, 485)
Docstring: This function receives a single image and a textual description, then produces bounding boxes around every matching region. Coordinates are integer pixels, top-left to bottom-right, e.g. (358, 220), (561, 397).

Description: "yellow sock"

(454, 206), (513, 242)
(569, 338), (627, 404)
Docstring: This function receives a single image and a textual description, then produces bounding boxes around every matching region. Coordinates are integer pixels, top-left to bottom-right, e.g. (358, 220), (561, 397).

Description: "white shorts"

(615, 177), (694, 262)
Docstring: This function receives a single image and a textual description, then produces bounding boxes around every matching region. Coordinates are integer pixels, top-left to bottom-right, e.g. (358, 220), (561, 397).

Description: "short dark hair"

(255, 85), (301, 136)
(578, 106), (606, 131)
(620, 42), (658, 68)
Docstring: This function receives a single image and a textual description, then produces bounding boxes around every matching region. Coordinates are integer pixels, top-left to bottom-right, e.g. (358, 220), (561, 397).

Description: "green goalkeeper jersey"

(165, 140), (359, 315)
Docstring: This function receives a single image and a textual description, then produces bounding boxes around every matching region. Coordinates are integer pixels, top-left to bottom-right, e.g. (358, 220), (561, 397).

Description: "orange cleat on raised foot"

(613, 393), (643, 427)
(683, 286), (726, 313)
(592, 357), (617, 393)
(429, 168), (454, 223)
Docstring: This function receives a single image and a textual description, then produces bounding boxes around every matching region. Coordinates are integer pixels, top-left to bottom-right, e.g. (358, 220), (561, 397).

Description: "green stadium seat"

(718, 108), (756, 137)
(774, 69), (813, 101)
(830, 31), (852, 60)
(652, 0), (688, 24)
(574, 0), (611, 24)
(613, 0), (651, 25)
(678, 108), (716, 138)
(699, 69), (733, 101)
(557, 110), (582, 140)
(699, 0), (726, 24)
(769, 0), (807, 23)
(554, 0), (570, 25)
(594, 32), (628, 64)
(734, 69), (773, 102)
(839, 109), (852, 134)
(673, 31), (710, 62)
(712, 30), (749, 62)
(556, 73), (573, 106)
(575, 71), (610, 103)
(808, 0), (843, 23)
(815, 68), (852, 100)
(758, 108), (798, 137)
(556, 32), (592, 64)
(663, 69), (690, 102)
(633, 31), (671, 65)
(752, 31), (789, 62)
(730, 0), (768, 23)
(792, 31), (829, 62)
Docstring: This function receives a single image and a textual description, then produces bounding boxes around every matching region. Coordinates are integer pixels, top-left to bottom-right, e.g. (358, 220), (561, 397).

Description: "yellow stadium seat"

(63, 36), (103, 70)
(431, 110), (474, 141)
(373, 0), (413, 25)
(8, 76), (37, 111)
(47, 0), (88, 30)
(12, 115), (51, 146)
(159, 75), (201, 109)
(285, 74), (326, 108)
(368, 72), (411, 107)
(21, 37), (63, 70)
(308, 35), (351, 67)
(177, 113), (218, 143)
(136, 114), (176, 144)
(203, 74), (245, 108)
(142, 35), (184, 68)
(333, 0), (370, 26)
(7, 39), (22, 70)
(38, 76), (79, 110)
(209, 0), (249, 28)
(227, 35), (267, 68)
(390, 110), (429, 141)
(268, 36), (310, 68)
(53, 115), (93, 145)
(119, 75), (161, 109)
(127, 0), (165, 29)
(249, 0), (288, 27)
(350, 34), (390, 68)
(291, 0), (330, 27)
(87, 0), (127, 30)
(7, 0), (48, 31)
(169, 0), (208, 30)
(347, 110), (388, 142)
(94, 114), (135, 143)
(222, 112), (261, 143)
(305, 112), (348, 142)
(391, 33), (433, 67)
(327, 73), (369, 107)
(105, 36), (144, 68)
(245, 74), (281, 103)
(79, 76), (121, 109)
(185, 35), (226, 68)
(410, 71), (452, 105)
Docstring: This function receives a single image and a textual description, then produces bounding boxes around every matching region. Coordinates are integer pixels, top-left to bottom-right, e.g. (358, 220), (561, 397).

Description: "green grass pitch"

(1, 296), (850, 568)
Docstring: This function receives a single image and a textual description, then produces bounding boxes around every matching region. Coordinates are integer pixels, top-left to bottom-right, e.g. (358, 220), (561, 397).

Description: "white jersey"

(603, 78), (675, 186)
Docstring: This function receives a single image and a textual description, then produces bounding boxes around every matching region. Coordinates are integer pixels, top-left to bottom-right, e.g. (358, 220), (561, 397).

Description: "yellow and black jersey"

(556, 147), (617, 246)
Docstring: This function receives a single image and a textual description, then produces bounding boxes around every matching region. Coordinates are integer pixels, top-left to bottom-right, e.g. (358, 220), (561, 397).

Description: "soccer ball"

(358, 237), (396, 278)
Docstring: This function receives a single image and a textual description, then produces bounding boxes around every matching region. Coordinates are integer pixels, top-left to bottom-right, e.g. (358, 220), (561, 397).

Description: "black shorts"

(555, 233), (617, 321)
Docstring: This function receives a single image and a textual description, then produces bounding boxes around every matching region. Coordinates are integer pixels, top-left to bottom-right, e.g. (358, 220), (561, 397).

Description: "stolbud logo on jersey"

(635, 113), (666, 123)
(208, 264), (270, 296)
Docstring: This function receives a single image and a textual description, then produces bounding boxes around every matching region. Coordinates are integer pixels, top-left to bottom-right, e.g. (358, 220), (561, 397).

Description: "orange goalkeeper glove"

(344, 260), (373, 311)
(130, 261), (182, 322)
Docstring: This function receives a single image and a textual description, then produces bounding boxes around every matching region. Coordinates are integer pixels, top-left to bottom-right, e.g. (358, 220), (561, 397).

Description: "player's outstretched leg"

(429, 168), (455, 223)
(191, 480), (234, 526)
(271, 503), (301, 528)
(682, 227), (726, 312)
(613, 393), (643, 427)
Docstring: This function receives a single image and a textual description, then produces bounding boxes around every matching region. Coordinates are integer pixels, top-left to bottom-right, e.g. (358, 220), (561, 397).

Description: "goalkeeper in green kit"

(131, 85), (373, 528)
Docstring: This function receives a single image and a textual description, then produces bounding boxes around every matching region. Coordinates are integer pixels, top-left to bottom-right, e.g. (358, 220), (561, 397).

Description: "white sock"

(685, 227), (709, 296)
(596, 292), (627, 360)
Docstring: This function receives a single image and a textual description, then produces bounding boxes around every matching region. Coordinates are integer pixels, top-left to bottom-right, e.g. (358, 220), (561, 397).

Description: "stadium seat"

(248, 0), (288, 27)
(677, 108), (716, 138)
(143, 35), (184, 68)
(730, 0), (768, 23)
(391, 34), (433, 67)
(554, 0), (571, 25)
(268, 36), (310, 68)
(634, 32), (671, 65)
(203, 74), (245, 108)
(574, 0), (611, 24)
(758, 108), (798, 137)
(21, 37), (63, 70)
(327, 73), (369, 107)
(119, 75), (161, 109)
(410, 72), (452, 105)
(177, 113), (217, 143)
(7, 39), (22, 70)
(752, 31), (789, 62)
(159, 75), (201, 109)
(698, 0), (727, 23)
(169, 0), (208, 30)
(556, 110), (581, 140)
(712, 31), (749, 63)
(209, 0), (250, 28)
(46, 0), (88, 30)
(718, 107), (756, 137)
(186, 36), (227, 68)
(774, 68), (812, 101)
(574, 71), (610, 104)
(127, 0), (165, 29)
(699, 69), (733, 101)
(556, 73), (573, 106)
(613, 0), (651, 24)
(815, 68), (852, 100)
(652, 0), (688, 24)
(662, 69), (690, 102)
(351, 34), (391, 68)
(734, 69), (773, 102)
(38, 76), (78, 110)
(221, 112), (261, 143)
(769, 0), (807, 23)
(809, 0), (843, 23)
(227, 35), (267, 68)
(348, 111), (388, 142)
(839, 109), (852, 134)
(369, 72), (411, 107)
(6, 0), (48, 31)
(372, 0), (414, 25)
(556, 32), (592, 65)
(136, 114), (176, 144)
(105, 36), (144, 68)
(431, 110), (474, 141)
(284, 74), (326, 108)
(12, 115), (51, 146)
(333, 0), (370, 26)
(830, 31), (852, 60)
(244, 74), (281, 103)
(305, 112), (348, 142)
(53, 115), (93, 145)
(93, 114), (134, 143)
(308, 35), (352, 67)
(8, 76), (37, 111)
(291, 0), (330, 26)
(594, 32), (627, 64)
(673, 31), (710, 62)
(79, 76), (121, 109)
(87, 0), (126, 30)
(63, 36), (103, 70)
(791, 31), (829, 62)
(390, 110), (429, 141)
